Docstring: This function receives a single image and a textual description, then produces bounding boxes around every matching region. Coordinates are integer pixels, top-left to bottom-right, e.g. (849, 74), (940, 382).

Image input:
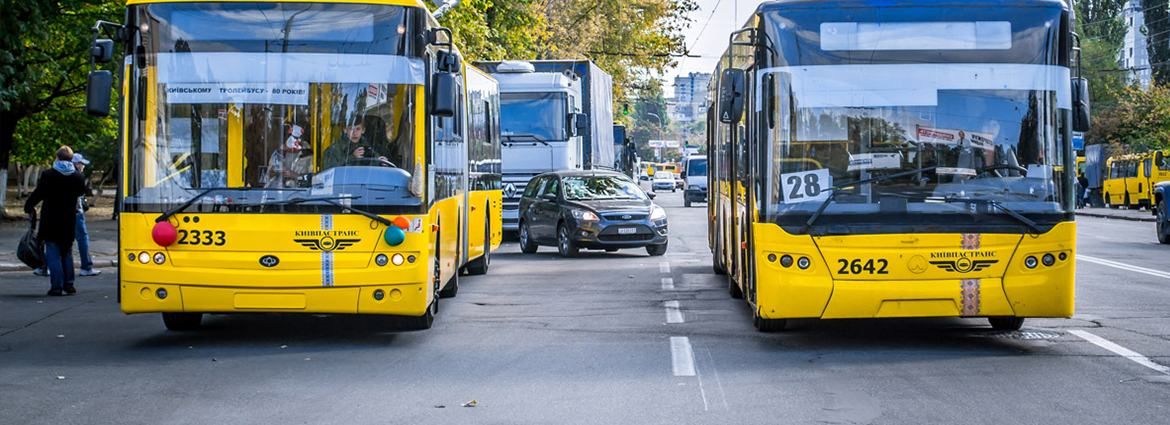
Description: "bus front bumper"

(121, 281), (430, 317)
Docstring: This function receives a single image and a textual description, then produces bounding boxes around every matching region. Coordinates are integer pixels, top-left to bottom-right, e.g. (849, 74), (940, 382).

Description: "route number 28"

(781, 169), (831, 204)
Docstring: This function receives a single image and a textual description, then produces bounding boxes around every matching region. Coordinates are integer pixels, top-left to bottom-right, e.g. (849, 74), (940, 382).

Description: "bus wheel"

(519, 221), (538, 254)
(1158, 200), (1170, 244)
(439, 266), (459, 298)
(728, 278), (743, 299)
(466, 215), (491, 275)
(1105, 193), (1114, 208)
(404, 299), (436, 331)
(162, 313), (202, 331)
(754, 310), (788, 332)
(557, 224), (579, 257)
(988, 317), (1025, 331)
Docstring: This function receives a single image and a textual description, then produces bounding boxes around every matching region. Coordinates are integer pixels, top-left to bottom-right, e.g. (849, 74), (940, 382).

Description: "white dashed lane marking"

(661, 277), (675, 290)
(670, 336), (696, 376)
(1070, 330), (1170, 375)
(665, 301), (684, 324)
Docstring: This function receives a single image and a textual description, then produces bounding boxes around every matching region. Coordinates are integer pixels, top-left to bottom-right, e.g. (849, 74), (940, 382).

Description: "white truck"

(476, 60), (615, 232)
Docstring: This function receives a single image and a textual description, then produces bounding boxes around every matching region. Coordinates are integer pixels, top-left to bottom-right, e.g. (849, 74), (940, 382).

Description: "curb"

(1077, 211), (1157, 223)
(0, 258), (119, 272)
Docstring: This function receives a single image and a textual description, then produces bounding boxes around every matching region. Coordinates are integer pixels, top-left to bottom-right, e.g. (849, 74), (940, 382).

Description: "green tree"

(0, 0), (121, 215)
(1144, 1), (1170, 85)
(1088, 84), (1170, 152)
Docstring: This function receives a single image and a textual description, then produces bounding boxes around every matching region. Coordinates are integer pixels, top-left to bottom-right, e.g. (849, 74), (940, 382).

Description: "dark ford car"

(518, 170), (669, 257)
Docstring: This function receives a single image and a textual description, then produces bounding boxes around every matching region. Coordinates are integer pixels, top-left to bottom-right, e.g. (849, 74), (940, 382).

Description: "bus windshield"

(125, 3), (424, 214)
(500, 92), (567, 143)
(759, 4), (1072, 232)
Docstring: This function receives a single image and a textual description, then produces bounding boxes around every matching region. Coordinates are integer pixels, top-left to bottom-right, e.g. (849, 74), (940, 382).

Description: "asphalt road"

(2, 189), (1170, 424)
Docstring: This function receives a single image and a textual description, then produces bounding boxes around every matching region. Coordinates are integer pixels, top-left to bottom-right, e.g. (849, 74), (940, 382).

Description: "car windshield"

(563, 176), (647, 201)
(687, 159), (707, 176)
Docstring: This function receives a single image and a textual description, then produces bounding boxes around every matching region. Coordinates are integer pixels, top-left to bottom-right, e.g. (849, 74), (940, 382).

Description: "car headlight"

(650, 204), (667, 220)
(571, 208), (599, 222)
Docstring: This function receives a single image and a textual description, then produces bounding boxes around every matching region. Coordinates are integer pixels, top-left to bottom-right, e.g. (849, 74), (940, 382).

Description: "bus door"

(1142, 157), (1153, 205)
(1126, 160), (1141, 206)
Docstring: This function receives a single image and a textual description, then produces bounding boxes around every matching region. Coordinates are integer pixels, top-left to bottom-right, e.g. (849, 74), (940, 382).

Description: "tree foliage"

(0, 0), (121, 172)
(1087, 85), (1170, 152)
(1144, 0), (1170, 85)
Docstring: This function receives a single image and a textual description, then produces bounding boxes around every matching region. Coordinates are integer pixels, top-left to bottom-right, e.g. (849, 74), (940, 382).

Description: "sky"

(661, 0), (765, 96)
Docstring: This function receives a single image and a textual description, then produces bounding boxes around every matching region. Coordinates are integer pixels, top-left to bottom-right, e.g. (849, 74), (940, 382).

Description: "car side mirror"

(680, 171), (687, 179)
(718, 68), (746, 124)
(430, 72), (457, 117)
(1073, 77), (1091, 132)
(542, 192), (557, 201)
(86, 70), (113, 117)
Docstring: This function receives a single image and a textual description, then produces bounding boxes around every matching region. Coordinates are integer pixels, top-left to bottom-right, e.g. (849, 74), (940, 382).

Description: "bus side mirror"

(90, 39), (115, 63)
(430, 73), (457, 117)
(86, 71), (113, 117)
(1073, 77), (1091, 132)
(718, 69), (745, 124)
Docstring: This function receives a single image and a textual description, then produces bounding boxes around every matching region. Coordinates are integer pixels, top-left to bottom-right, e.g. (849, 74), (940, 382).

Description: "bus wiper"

(802, 166), (939, 233)
(252, 195), (393, 226)
(155, 187), (300, 223)
(942, 197), (1043, 235)
(502, 133), (551, 146)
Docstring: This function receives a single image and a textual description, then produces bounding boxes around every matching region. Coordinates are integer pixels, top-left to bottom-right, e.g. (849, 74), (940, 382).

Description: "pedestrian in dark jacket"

(24, 146), (88, 296)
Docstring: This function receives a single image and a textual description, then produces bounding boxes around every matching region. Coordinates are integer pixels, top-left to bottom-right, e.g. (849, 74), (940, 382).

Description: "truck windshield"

(124, 3), (424, 214)
(500, 92), (567, 142)
(759, 4), (1073, 233)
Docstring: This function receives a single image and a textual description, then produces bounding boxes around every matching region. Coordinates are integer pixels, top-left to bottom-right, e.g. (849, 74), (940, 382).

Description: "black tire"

(671, 188), (676, 193)
(519, 221), (538, 254)
(988, 317), (1025, 331)
(754, 310), (789, 332)
(403, 295), (437, 330)
(1104, 193), (1113, 208)
(438, 266), (459, 298)
(557, 224), (579, 257)
(646, 243), (667, 256)
(685, 199), (691, 207)
(728, 278), (743, 299)
(1158, 200), (1170, 244)
(162, 313), (202, 331)
(466, 214), (491, 275)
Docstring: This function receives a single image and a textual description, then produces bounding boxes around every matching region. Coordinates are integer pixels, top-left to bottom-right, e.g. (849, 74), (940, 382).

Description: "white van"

(682, 155), (707, 207)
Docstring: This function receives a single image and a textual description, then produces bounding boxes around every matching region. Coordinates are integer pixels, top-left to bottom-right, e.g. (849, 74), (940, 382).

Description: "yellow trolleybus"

(84, 0), (501, 330)
(707, 0), (1090, 331)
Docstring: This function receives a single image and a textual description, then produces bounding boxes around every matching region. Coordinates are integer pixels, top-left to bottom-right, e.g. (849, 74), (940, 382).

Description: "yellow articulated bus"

(1103, 151), (1170, 209)
(84, 0), (501, 330)
(707, 0), (1089, 332)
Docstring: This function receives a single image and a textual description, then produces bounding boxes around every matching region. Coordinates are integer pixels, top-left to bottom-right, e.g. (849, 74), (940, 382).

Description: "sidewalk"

(0, 214), (119, 272)
(1077, 207), (1157, 222)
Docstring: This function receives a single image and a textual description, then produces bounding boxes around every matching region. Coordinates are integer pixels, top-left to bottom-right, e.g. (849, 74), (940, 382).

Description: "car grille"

(598, 225), (655, 242)
(602, 213), (647, 221)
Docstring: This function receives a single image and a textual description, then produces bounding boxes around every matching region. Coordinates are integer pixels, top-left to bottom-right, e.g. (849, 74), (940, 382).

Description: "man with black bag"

(24, 146), (88, 296)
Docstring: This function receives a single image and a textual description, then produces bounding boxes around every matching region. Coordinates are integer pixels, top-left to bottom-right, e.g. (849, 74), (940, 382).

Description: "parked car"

(518, 170), (669, 257)
(652, 172), (676, 192)
(1154, 181), (1170, 244)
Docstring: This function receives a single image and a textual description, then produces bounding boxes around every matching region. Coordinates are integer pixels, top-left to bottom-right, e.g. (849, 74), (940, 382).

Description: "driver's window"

(547, 179), (560, 198)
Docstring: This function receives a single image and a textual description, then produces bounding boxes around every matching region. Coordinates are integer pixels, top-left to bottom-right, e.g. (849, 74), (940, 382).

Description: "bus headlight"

(1042, 253), (1056, 267)
(375, 254), (389, 267)
(797, 257), (811, 270)
(1024, 256), (1039, 269)
(391, 254), (405, 266)
(779, 255), (794, 268)
(650, 205), (667, 221)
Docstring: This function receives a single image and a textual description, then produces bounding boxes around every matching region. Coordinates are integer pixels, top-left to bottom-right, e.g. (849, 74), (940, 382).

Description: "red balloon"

(152, 221), (178, 247)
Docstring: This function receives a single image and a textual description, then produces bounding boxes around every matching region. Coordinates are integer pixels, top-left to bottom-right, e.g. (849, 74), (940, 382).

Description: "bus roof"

(755, 0), (1068, 13)
(125, 0), (429, 7)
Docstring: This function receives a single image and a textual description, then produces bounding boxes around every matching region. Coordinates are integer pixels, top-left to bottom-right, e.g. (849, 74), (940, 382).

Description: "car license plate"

(618, 227), (637, 235)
